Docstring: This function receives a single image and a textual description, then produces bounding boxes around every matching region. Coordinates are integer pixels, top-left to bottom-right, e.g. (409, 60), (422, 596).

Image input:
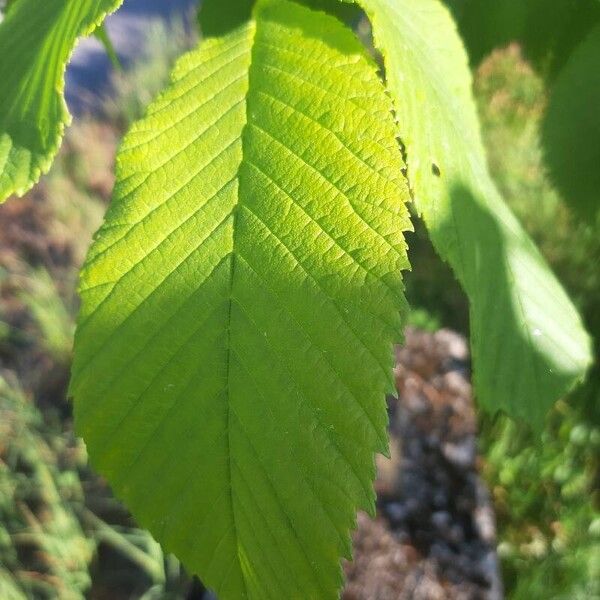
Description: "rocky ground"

(343, 329), (503, 600)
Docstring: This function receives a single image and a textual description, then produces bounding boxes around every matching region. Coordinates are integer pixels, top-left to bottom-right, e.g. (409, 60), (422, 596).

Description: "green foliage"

(347, 0), (592, 424)
(0, 0), (123, 203)
(542, 24), (600, 221)
(0, 372), (191, 599)
(0, 0), (16, 18)
(474, 44), (600, 382)
(474, 44), (600, 600)
(0, 0), (596, 597)
(481, 404), (600, 600)
(18, 268), (74, 363)
(70, 1), (411, 597)
(0, 375), (94, 598)
(440, 0), (600, 225)
(199, 0), (254, 37)
(199, 0), (361, 37)
(444, 0), (600, 78)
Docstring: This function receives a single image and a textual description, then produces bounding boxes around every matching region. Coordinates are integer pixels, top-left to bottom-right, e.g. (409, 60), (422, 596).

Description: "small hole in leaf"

(431, 163), (441, 177)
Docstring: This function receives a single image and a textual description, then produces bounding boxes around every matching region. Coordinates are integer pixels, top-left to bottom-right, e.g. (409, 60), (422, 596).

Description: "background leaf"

(71, 1), (411, 598)
(349, 0), (592, 424)
(198, 0), (254, 38)
(0, 0), (123, 203)
(443, 0), (600, 78)
(542, 23), (600, 221)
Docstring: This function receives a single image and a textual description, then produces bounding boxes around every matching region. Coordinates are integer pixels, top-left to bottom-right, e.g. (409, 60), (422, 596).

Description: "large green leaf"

(349, 0), (592, 424)
(71, 1), (411, 598)
(0, 0), (123, 203)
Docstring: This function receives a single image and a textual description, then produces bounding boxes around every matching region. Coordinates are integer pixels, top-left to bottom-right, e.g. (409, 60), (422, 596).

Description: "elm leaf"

(71, 1), (411, 598)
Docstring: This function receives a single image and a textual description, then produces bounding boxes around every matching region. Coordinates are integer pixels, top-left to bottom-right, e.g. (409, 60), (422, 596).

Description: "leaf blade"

(71, 2), (411, 598)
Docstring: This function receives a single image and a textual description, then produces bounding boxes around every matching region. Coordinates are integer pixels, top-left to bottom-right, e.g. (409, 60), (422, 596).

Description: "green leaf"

(71, 1), (411, 598)
(0, 0), (123, 203)
(542, 23), (600, 220)
(444, 0), (600, 78)
(199, 0), (254, 37)
(349, 0), (592, 424)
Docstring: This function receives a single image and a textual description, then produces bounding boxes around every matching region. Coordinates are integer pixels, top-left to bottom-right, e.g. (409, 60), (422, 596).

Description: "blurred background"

(0, 0), (598, 598)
